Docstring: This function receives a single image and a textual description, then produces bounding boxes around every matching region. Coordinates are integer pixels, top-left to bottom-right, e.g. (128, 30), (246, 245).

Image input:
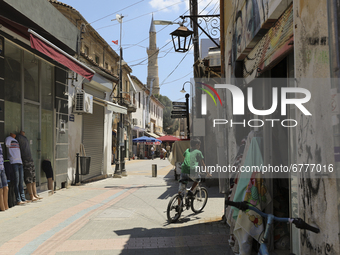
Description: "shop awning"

(28, 29), (95, 81)
(132, 126), (146, 132)
(145, 131), (160, 138)
(93, 97), (127, 115)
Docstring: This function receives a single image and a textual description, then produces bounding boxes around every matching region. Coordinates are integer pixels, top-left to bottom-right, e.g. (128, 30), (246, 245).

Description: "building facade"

(50, 1), (131, 182)
(131, 75), (164, 159)
(216, 0), (340, 253)
(0, 0), (89, 191)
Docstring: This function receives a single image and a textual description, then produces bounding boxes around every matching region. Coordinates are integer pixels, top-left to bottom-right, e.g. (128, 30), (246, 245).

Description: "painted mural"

(230, 0), (289, 75)
(243, 4), (293, 78)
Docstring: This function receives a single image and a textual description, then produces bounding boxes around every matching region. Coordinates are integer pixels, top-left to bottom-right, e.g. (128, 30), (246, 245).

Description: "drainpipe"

(327, 0), (340, 244)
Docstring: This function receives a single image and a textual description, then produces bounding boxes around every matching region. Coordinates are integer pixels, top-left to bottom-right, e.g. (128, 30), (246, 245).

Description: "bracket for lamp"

(179, 14), (220, 48)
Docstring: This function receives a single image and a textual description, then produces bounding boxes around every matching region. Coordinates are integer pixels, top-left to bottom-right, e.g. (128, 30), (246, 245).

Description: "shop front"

(0, 36), (68, 190)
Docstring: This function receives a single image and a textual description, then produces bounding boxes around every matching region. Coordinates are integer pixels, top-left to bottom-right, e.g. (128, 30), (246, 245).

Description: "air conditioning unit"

(74, 92), (93, 114)
(132, 118), (138, 125)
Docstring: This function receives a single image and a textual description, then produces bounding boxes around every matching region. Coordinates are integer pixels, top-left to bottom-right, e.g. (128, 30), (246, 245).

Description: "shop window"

(24, 51), (39, 102)
(138, 92), (140, 108)
(4, 40), (21, 103)
(41, 60), (53, 110)
(84, 45), (89, 56)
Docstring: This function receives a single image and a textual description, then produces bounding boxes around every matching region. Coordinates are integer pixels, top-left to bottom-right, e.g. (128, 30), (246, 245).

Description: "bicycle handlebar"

(226, 201), (320, 234)
(292, 218), (320, 233)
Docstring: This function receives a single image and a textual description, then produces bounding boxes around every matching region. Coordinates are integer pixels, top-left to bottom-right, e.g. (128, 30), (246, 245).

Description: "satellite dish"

(116, 14), (123, 23)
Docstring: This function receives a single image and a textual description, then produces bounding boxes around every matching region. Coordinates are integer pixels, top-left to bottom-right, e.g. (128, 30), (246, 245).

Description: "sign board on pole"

(171, 110), (187, 114)
(171, 115), (187, 119)
(172, 105), (186, 109)
(172, 102), (186, 106)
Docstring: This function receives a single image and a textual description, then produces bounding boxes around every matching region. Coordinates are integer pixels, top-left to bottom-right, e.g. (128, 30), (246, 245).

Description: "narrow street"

(0, 159), (231, 255)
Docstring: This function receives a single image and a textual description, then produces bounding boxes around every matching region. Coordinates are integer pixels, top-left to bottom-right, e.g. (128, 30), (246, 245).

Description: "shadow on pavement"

(113, 220), (232, 255)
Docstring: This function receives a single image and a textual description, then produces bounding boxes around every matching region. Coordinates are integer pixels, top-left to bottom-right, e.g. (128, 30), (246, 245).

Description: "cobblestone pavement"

(0, 159), (232, 255)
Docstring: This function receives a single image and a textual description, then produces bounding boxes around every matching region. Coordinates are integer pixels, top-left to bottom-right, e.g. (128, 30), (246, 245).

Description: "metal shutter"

(82, 103), (104, 179)
(84, 84), (105, 99)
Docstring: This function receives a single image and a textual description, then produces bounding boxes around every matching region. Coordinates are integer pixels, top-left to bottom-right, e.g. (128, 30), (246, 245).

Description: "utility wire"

(89, 0), (146, 25)
(95, 0), (185, 31)
(160, 71), (192, 85)
(160, 44), (193, 86)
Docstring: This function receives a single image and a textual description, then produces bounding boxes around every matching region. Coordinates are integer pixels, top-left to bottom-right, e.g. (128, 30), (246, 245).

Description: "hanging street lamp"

(170, 25), (194, 53)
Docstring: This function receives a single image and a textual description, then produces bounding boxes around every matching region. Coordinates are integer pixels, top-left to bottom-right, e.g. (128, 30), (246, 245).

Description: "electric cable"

(160, 71), (192, 85)
(95, 0), (185, 31)
(159, 44), (193, 86)
(89, 0), (146, 25)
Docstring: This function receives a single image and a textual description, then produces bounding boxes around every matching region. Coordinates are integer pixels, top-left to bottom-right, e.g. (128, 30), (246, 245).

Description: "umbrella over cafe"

(157, 135), (180, 142)
(132, 136), (162, 145)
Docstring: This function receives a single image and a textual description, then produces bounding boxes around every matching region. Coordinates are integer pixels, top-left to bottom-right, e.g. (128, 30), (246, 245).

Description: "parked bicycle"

(167, 178), (208, 223)
(226, 201), (320, 255)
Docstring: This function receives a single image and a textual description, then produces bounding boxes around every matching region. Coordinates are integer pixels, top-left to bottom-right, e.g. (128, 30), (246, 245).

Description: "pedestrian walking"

(162, 147), (167, 160)
(151, 146), (155, 160)
(166, 143), (171, 158)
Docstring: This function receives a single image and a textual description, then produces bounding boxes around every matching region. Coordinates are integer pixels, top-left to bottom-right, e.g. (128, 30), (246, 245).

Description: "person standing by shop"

(5, 133), (27, 205)
(16, 131), (41, 201)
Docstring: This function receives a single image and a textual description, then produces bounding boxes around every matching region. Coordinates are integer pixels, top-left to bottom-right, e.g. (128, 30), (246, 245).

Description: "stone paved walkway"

(0, 158), (232, 255)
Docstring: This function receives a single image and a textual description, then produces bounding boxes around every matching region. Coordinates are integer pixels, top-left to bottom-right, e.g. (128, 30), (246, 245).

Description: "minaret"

(147, 15), (160, 95)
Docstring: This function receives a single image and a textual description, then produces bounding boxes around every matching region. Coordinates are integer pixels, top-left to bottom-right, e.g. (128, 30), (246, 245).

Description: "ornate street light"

(180, 81), (193, 93)
(170, 25), (194, 53)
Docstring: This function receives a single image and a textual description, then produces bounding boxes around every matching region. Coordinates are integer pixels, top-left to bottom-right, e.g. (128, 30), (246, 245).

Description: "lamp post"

(179, 81), (193, 139)
(180, 81), (193, 93)
(113, 14), (127, 178)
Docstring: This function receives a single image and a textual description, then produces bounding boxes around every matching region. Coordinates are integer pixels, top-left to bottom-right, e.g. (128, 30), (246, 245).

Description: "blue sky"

(60, 0), (220, 102)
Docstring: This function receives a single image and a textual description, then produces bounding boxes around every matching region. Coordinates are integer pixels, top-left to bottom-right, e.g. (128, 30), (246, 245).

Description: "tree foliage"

(154, 94), (179, 135)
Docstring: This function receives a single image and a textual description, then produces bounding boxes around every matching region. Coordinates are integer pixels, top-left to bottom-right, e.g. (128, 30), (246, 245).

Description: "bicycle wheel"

(167, 194), (183, 223)
(191, 187), (208, 213)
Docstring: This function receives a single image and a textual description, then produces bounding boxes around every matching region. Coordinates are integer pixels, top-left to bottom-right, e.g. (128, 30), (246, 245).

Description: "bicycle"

(226, 201), (320, 255)
(167, 178), (208, 223)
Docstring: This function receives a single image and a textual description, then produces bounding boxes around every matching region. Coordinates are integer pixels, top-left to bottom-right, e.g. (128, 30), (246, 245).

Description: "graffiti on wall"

(242, 4), (293, 77)
(233, 0), (262, 58)
(230, 0), (291, 75)
(297, 114), (335, 255)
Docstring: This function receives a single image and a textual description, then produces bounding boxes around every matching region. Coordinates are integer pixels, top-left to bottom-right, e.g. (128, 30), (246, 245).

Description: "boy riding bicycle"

(178, 138), (211, 197)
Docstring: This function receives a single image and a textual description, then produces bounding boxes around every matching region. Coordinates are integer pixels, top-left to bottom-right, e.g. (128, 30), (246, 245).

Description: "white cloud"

(149, 0), (184, 13)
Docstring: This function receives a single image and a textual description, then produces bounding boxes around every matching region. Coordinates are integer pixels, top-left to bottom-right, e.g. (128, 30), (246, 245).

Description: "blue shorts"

(0, 170), (8, 189)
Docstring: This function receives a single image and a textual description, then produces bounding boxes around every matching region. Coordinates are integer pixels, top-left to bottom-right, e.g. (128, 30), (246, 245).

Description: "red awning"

(158, 135), (180, 142)
(29, 30), (95, 81)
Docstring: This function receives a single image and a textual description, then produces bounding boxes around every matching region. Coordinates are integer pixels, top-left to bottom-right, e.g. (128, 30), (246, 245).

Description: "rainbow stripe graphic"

(197, 82), (223, 106)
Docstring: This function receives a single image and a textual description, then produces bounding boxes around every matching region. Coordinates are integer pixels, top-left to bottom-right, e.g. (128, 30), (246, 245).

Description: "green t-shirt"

(181, 148), (204, 174)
